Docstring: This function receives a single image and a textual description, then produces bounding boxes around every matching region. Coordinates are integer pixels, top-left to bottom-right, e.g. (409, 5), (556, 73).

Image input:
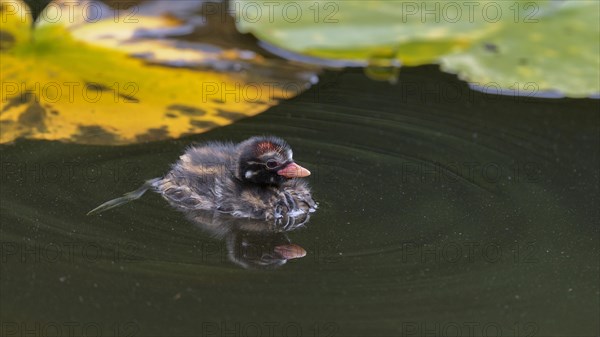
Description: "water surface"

(1, 67), (599, 336)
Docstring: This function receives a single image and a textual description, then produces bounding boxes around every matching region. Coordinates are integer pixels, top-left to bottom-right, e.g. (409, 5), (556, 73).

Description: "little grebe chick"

(88, 136), (317, 220)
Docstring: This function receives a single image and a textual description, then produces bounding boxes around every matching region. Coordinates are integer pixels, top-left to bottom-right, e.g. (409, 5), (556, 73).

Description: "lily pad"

(440, 1), (600, 98)
(0, 0), (316, 145)
(234, 0), (496, 66)
(234, 0), (599, 97)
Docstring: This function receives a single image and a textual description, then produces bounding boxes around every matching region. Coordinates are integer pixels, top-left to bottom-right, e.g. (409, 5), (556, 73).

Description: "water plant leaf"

(234, 0), (599, 97)
(234, 0), (495, 66)
(440, 1), (600, 98)
(0, 0), (31, 48)
(0, 0), (314, 145)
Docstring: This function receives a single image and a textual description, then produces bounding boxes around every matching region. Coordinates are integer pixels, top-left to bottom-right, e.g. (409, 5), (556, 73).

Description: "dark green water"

(1, 67), (599, 336)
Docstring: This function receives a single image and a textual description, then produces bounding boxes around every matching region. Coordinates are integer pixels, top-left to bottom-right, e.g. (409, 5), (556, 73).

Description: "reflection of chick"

(187, 210), (307, 269)
(89, 136), (317, 222)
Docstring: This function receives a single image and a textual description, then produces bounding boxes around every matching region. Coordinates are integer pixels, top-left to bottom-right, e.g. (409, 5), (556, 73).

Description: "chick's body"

(155, 140), (316, 220)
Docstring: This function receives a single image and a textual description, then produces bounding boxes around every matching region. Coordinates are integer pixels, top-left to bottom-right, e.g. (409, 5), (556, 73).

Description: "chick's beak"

(277, 162), (311, 178)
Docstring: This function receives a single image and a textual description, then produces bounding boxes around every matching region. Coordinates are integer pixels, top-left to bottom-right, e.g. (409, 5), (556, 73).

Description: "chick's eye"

(266, 160), (279, 169)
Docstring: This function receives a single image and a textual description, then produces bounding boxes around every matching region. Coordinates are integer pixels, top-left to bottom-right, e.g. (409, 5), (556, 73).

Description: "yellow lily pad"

(0, 0), (316, 145)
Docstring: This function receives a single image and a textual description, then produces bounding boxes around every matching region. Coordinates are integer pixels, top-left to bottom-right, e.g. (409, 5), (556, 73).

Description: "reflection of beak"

(277, 162), (311, 178)
(274, 244), (307, 259)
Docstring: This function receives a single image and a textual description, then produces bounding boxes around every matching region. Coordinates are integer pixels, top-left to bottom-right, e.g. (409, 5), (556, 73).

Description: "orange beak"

(277, 162), (311, 178)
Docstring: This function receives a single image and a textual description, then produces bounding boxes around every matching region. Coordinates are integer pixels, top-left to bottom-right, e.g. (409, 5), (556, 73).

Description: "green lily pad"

(440, 1), (600, 98)
(235, 0), (600, 98)
(233, 0), (496, 66)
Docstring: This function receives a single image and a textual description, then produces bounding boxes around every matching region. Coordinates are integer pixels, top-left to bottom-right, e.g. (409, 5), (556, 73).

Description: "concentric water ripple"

(1, 67), (598, 336)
